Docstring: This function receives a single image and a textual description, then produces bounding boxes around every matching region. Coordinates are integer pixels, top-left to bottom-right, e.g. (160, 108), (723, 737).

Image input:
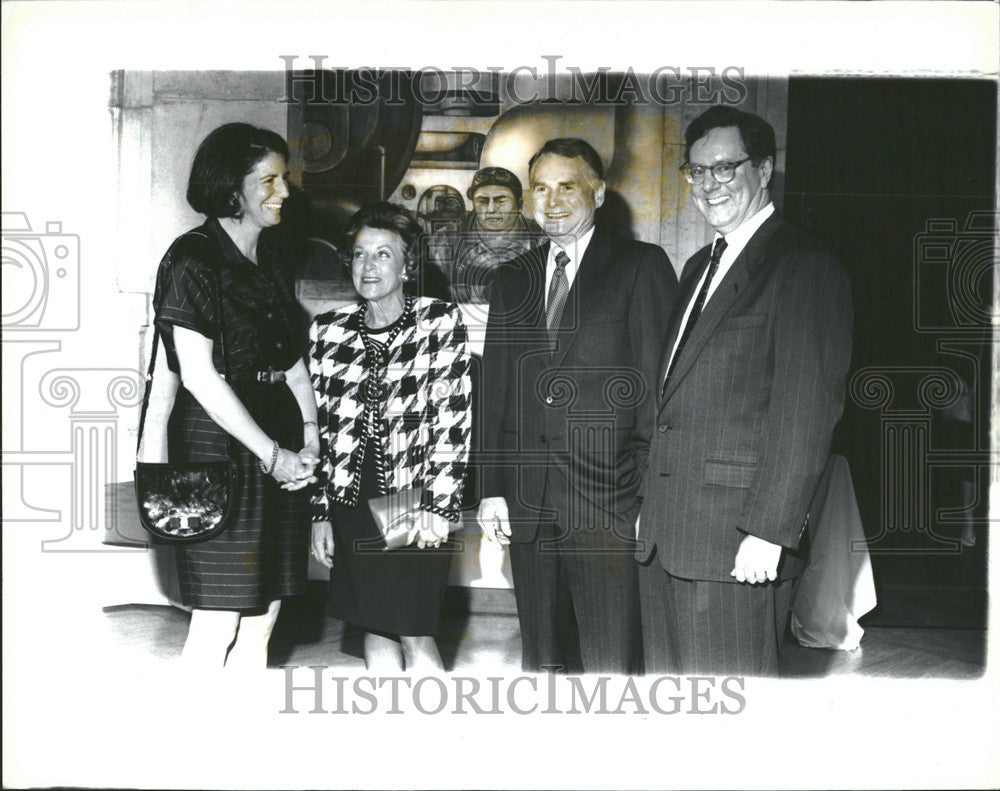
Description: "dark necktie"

(546, 250), (570, 353)
(663, 236), (727, 390)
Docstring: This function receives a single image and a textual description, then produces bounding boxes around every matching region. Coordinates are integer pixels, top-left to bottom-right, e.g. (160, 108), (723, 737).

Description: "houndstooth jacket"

(309, 296), (472, 522)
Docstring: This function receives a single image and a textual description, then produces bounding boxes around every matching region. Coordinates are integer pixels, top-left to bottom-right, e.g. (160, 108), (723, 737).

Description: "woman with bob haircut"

(309, 202), (472, 671)
(147, 122), (318, 670)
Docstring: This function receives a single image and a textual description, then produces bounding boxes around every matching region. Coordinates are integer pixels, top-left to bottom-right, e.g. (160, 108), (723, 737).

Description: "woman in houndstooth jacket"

(309, 202), (473, 671)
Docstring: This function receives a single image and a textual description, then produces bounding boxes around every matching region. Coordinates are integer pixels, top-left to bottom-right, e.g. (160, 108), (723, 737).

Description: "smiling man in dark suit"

(478, 138), (678, 674)
(636, 106), (853, 676)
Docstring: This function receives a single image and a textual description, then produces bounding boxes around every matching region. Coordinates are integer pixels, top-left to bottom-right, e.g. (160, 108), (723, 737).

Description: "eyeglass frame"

(679, 157), (753, 185)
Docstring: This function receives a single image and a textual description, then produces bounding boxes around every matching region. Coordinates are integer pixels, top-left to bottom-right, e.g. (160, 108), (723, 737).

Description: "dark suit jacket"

(637, 211), (853, 582)
(480, 229), (678, 543)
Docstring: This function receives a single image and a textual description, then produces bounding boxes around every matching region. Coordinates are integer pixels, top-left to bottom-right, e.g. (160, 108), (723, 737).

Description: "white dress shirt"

(664, 202), (775, 374)
(544, 226), (595, 309)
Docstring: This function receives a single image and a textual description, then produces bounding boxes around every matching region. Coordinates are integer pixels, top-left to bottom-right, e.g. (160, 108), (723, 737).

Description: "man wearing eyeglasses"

(636, 106), (853, 676)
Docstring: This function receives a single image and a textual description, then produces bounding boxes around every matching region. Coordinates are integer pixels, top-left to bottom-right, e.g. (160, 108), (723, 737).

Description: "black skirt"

(328, 437), (454, 636)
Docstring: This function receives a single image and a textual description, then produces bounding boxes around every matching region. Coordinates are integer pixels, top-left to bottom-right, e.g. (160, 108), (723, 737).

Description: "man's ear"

(594, 180), (606, 209)
(758, 157), (774, 188)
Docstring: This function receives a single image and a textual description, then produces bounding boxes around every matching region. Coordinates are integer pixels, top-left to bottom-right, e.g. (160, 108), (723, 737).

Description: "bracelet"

(258, 440), (279, 475)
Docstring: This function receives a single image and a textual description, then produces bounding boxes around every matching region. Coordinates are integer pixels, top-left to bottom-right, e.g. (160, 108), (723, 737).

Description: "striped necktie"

(546, 250), (570, 354)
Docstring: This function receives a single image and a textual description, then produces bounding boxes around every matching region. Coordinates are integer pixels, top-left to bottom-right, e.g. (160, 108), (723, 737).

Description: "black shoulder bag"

(133, 258), (241, 543)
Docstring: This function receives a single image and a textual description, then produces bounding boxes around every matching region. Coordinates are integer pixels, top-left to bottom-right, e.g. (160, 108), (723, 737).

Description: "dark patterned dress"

(152, 218), (310, 612)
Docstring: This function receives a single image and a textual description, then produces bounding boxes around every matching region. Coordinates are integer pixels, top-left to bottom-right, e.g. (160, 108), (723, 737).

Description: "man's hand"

(730, 534), (782, 584)
(311, 521), (335, 569)
(477, 496), (512, 546)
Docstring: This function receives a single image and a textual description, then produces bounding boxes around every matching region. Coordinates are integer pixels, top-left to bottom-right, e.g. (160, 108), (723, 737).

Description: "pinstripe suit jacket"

(637, 212), (853, 583)
(481, 229), (678, 542)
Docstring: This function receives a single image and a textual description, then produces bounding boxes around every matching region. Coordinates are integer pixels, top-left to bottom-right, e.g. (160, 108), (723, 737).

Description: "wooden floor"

(104, 583), (987, 679)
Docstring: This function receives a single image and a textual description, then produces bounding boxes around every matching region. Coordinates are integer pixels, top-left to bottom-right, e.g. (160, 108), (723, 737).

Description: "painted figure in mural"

(428, 166), (543, 304)
(309, 202), (473, 671)
(149, 123), (318, 670)
(636, 106), (853, 676)
(478, 139), (678, 674)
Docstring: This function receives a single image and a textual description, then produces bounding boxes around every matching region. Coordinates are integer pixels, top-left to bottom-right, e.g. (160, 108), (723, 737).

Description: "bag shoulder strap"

(136, 247), (231, 454)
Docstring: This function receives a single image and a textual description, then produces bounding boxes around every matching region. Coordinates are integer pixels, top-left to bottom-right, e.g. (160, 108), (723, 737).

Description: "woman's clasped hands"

(276, 444), (320, 491)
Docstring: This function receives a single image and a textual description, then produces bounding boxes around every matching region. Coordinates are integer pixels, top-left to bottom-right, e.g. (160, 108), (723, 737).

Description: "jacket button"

(657, 424), (667, 433)
(545, 396), (553, 405)
(276, 341), (284, 350)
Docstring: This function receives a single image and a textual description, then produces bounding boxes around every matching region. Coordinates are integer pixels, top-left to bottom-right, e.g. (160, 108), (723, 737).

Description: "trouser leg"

(639, 552), (793, 676)
(509, 527), (575, 672)
(560, 528), (642, 674)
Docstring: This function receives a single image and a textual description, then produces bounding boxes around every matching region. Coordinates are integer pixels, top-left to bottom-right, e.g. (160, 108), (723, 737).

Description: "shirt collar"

(714, 202), (774, 259)
(547, 225), (596, 268)
(207, 217), (258, 268)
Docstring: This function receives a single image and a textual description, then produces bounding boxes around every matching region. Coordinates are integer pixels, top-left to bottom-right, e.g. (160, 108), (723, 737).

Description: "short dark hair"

(186, 123), (290, 219)
(342, 202), (423, 278)
(528, 138), (604, 182)
(684, 106), (776, 166)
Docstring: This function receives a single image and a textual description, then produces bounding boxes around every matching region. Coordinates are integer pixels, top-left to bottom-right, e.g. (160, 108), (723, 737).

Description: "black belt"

(228, 370), (287, 384)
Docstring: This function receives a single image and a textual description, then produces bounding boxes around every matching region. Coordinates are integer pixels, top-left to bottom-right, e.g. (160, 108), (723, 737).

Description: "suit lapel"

(656, 245), (712, 386)
(525, 242), (551, 330)
(516, 242), (548, 331)
(551, 230), (612, 369)
(660, 213), (784, 406)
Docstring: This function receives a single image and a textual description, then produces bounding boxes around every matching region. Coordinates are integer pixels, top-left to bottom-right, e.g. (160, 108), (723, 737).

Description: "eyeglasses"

(680, 157), (752, 185)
